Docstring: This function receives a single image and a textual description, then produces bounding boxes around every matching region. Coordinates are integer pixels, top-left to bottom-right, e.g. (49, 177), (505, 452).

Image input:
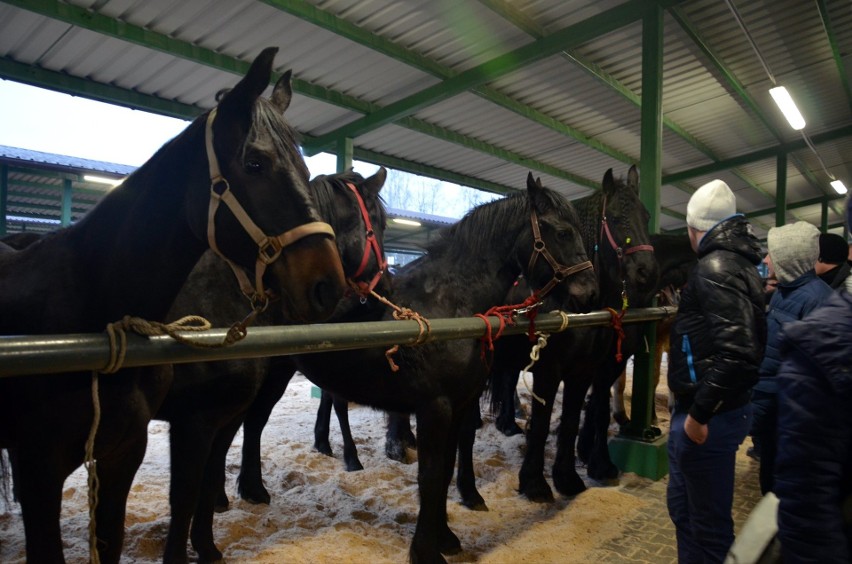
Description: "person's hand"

(684, 414), (708, 444)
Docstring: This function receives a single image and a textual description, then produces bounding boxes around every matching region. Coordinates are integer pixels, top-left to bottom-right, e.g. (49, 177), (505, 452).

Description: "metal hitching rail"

(0, 307), (676, 378)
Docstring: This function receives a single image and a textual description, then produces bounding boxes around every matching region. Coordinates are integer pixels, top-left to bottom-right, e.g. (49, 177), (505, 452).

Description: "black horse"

(156, 168), (387, 563)
(288, 175), (598, 563)
(0, 48), (345, 563)
(481, 166), (658, 503)
(581, 232), (696, 463)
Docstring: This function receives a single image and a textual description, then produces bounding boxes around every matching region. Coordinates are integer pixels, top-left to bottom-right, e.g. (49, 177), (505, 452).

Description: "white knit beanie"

(686, 179), (737, 232)
(767, 222), (820, 284)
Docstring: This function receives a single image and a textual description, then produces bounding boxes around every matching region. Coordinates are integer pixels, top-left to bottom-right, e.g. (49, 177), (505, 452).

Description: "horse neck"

(69, 120), (209, 322)
(573, 192), (622, 306)
(398, 225), (522, 316)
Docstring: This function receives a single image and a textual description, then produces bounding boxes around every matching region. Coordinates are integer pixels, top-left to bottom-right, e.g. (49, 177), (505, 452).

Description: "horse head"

(519, 173), (598, 312)
(595, 165), (659, 306)
(189, 47), (345, 323)
(311, 167), (389, 298)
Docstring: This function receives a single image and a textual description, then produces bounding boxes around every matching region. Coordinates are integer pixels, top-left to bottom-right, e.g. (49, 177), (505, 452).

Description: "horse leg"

(518, 367), (561, 502)
(191, 418), (245, 563)
(14, 441), (75, 563)
(93, 432), (150, 563)
(610, 368), (630, 427)
(551, 377), (590, 497)
(163, 422), (215, 564)
(494, 368), (523, 436)
(456, 401), (487, 510)
(409, 396), (456, 564)
(313, 389), (335, 457)
(235, 366), (293, 506)
(385, 411), (416, 463)
(332, 393), (363, 472)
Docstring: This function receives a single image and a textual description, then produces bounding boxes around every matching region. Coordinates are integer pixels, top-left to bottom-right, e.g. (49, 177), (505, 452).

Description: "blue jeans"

(667, 403), (752, 564)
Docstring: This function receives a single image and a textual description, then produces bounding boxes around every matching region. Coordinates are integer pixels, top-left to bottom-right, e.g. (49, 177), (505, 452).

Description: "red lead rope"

(474, 293), (541, 369)
(606, 306), (626, 363)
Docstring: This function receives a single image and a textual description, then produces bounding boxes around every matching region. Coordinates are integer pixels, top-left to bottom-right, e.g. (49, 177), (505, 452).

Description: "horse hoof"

(519, 480), (554, 503)
(214, 491), (230, 513)
(314, 441), (333, 457)
(613, 411), (630, 427)
(385, 440), (408, 463)
(460, 491), (488, 511)
(553, 472), (586, 497)
(496, 419), (524, 437)
(588, 463), (620, 482)
(344, 459), (364, 472)
(238, 485), (271, 505)
(438, 527), (462, 555)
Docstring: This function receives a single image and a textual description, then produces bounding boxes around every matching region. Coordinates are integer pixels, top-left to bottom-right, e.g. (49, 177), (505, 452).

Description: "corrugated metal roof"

(0, 0), (850, 245)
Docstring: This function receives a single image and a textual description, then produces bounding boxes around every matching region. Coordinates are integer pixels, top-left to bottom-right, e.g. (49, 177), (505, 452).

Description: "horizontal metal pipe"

(0, 306), (676, 378)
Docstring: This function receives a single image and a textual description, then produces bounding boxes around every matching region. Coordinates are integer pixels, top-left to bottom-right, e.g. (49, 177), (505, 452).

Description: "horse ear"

(217, 47), (278, 120)
(602, 168), (616, 196)
(526, 172), (539, 196)
(627, 165), (640, 192)
(271, 70), (293, 113)
(363, 167), (387, 197)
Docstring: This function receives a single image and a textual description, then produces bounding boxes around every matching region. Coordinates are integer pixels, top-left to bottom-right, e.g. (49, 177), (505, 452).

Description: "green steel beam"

(61, 177), (73, 227)
(639, 4), (664, 236)
(663, 124), (852, 183)
(744, 193), (845, 219)
(0, 56), (200, 120)
(670, 7), (831, 210)
(816, 0), (852, 113)
(336, 137), (353, 174)
(303, 0), (686, 155)
(269, 0), (640, 167)
(821, 200), (829, 232)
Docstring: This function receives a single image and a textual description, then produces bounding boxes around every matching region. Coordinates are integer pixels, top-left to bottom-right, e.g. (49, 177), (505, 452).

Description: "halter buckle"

(258, 237), (283, 264)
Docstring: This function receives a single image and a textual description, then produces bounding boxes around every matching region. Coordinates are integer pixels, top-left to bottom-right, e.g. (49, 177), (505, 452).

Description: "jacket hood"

(698, 215), (764, 266)
(767, 222), (820, 284)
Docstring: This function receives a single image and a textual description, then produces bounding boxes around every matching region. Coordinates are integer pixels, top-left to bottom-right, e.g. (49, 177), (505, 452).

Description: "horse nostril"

(312, 278), (339, 316)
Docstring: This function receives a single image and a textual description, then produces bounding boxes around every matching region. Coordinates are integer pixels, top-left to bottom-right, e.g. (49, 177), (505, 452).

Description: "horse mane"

(245, 97), (309, 181)
(572, 190), (604, 257)
(424, 185), (577, 263)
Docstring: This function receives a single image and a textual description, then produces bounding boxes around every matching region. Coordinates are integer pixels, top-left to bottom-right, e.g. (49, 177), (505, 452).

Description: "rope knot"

(369, 289), (431, 372)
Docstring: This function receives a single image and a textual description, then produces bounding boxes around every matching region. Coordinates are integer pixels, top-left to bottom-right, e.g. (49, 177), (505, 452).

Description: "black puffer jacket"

(668, 215), (767, 423)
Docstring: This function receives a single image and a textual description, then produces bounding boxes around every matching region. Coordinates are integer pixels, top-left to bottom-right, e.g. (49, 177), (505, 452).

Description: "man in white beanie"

(667, 179), (767, 563)
(750, 222), (833, 496)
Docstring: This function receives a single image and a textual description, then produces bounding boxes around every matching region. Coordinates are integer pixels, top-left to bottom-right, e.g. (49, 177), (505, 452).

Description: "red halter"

(346, 182), (387, 297)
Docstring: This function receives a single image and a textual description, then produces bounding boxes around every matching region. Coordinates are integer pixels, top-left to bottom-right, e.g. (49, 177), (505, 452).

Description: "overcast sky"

(0, 78), (367, 178)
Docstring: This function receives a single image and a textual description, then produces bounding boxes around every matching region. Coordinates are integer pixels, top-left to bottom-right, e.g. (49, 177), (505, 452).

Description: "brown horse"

(0, 48), (345, 563)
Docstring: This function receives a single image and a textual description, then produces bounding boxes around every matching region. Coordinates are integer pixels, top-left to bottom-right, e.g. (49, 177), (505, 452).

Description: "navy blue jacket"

(774, 289), (852, 563)
(668, 215), (767, 423)
(753, 270), (833, 394)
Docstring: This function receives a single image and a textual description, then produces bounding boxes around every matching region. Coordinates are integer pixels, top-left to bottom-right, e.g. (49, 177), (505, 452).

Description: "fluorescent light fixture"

(83, 174), (123, 187)
(392, 218), (421, 227)
(830, 179), (848, 195)
(769, 86), (805, 130)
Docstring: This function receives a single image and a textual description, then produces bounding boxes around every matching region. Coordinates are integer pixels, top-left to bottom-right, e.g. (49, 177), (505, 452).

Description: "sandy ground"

(1, 357), (677, 563)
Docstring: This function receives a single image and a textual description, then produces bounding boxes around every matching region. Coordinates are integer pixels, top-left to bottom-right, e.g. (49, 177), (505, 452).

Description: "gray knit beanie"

(767, 222), (820, 284)
(686, 179), (737, 231)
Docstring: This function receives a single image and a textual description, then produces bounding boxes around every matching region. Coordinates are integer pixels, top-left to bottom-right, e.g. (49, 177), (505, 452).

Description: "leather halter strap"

(527, 209), (594, 300)
(204, 108), (335, 305)
(345, 182), (387, 296)
(598, 194), (655, 258)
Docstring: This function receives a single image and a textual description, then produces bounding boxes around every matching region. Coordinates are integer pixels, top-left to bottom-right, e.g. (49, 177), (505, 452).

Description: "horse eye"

(244, 159), (263, 174)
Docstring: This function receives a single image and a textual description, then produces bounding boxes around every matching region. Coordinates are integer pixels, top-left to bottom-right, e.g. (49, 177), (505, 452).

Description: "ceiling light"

(830, 179), (848, 195)
(769, 86), (805, 130)
(83, 174), (123, 187)
(392, 218), (421, 227)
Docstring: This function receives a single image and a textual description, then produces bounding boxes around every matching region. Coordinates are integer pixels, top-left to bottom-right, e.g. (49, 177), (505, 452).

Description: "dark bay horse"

(156, 167), (387, 563)
(482, 166), (658, 503)
(290, 176), (598, 563)
(0, 47), (345, 563)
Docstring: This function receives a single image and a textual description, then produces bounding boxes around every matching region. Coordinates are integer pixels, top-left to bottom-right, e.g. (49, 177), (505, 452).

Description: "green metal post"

(61, 177), (73, 226)
(776, 154), (787, 227)
(336, 137), (353, 173)
(609, 3), (668, 481)
(0, 164), (8, 236)
(821, 199), (829, 233)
